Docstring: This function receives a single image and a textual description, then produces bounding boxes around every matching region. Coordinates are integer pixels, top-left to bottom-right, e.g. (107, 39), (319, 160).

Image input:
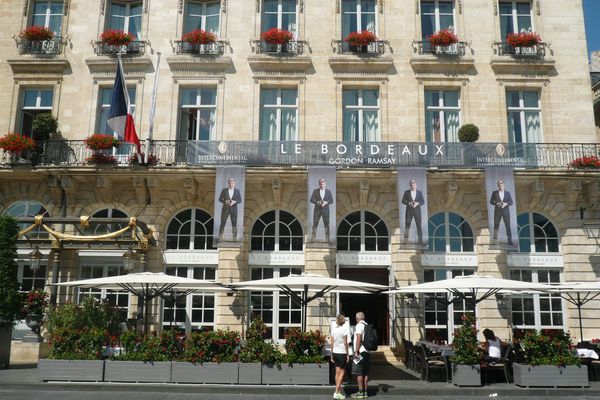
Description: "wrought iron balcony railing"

(93, 41), (147, 57)
(493, 41), (547, 57)
(18, 36), (64, 56)
(413, 40), (467, 56)
(174, 40), (226, 56)
(1, 141), (599, 170)
(252, 40), (306, 55)
(333, 40), (386, 55)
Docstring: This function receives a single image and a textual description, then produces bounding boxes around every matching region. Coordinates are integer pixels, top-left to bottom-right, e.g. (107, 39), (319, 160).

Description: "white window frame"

(342, 0), (378, 36)
(420, 0), (455, 36)
(184, 0), (221, 34)
(108, 1), (143, 37)
(499, 0), (533, 35)
(262, 0), (298, 36)
(428, 212), (474, 253)
(506, 90), (543, 144)
(424, 90), (461, 143)
(166, 208), (216, 251)
(97, 86), (136, 134)
(259, 88), (298, 141)
(78, 264), (131, 313)
(32, 0), (63, 33)
(337, 210), (389, 252)
(342, 89), (380, 142)
(251, 210), (303, 252)
(179, 87), (217, 141)
(17, 262), (48, 293)
(4, 200), (50, 239)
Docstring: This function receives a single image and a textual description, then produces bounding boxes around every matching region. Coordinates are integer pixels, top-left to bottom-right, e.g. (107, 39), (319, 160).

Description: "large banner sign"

(485, 167), (518, 250)
(307, 167), (336, 244)
(397, 168), (429, 248)
(213, 166), (245, 242)
(187, 141), (540, 167)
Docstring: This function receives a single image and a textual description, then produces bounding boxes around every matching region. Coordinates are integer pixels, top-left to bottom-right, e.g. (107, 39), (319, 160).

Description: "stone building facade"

(1, 0), (599, 348)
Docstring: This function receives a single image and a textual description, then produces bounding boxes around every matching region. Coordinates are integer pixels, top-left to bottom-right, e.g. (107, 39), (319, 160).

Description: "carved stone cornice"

(248, 55), (312, 77)
(166, 55), (233, 79)
(86, 57), (152, 79)
(8, 58), (70, 81)
(410, 55), (475, 75)
(328, 56), (394, 76)
(490, 56), (556, 76)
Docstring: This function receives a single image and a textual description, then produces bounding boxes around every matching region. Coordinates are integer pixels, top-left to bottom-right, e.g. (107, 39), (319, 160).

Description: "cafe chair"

(484, 344), (513, 384)
(418, 343), (448, 382)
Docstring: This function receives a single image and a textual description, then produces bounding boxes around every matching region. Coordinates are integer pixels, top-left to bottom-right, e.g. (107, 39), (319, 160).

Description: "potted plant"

(569, 155), (600, 169)
(238, 318), (283, 384)
(182, 29), (217, 45)
(85, 134), (119, 151)
(428, 29), (459, 47)
(261, 28), (294, 45)
(99, 30), (135, 46)
(19, 25), (54, 41)
(32, 113), (59, 141)
(129, 153), (159, 166)
(450, 314), (483, 386)
(22, 289), (48, 343)
(458, 124), (480, 142)
(344, 31), (377, 52)
(0, 217), (23, 368)
(513, 330), (588, 387)
(0, 132), (36, 157)
(506, 31), (542, 48)
(85, 153), (118, 165)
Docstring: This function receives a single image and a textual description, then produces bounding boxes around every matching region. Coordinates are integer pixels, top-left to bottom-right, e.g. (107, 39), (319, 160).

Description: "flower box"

(0, 133), (35, 154)
(569, 156), (600, 169)
(85, 153), (118, 165)
(261, 363), (328, 385)
(452, 364), (481, 386)
(238, 362), (262, 384)
(38, 359), (105, 382)
(104, 360), (172, 383)
(261, 28), (294, 45)
(85, 134), (119, 151)
(513, 363), (589, 388)
(428, 29), (459, 47)
(129, 153), (159, 166)
(19, 26), (54, 41)
(344, 31), (377, 47)
(100, 30), (135, 46)
(182, 29), (216, 45)
(506, 32), (541, 48)
(171, 362), (239, 384)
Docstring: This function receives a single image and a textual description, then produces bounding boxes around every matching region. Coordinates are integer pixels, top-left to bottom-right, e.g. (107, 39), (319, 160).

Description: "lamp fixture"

(29, 246), (42, 274)
(122, 248), (136, 272)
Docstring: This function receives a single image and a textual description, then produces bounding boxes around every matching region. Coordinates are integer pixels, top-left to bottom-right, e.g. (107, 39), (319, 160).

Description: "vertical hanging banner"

(398, 168), (429, 248)
(214, 166), (245, 242)
(485, 167), (518, 250)
(307, 167), (336, 244)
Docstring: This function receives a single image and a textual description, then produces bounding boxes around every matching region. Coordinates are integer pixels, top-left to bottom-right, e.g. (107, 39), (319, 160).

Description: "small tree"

(458, 123), (480, 142)
(451, 314), (483, 365)
(32, 113), (59, 141)
(0, 216), (23, 328)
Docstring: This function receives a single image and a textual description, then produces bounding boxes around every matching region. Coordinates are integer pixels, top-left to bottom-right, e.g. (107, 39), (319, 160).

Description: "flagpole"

(146, 52), (161, 164)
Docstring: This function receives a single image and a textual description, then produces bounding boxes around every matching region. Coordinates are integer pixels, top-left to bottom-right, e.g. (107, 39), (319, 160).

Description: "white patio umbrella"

(230, 273), (389, 331)
(548, 281), (600, 341)
(54, 272), (231, 333)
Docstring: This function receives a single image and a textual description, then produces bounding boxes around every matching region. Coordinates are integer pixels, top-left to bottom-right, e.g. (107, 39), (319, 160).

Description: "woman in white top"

(330, 314), (349, 399)
(482, 328), (506, 363)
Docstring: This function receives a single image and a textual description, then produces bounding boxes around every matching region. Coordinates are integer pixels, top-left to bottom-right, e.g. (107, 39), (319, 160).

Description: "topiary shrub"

(32, 113), (59, 141)
(458, 124), (480, 142)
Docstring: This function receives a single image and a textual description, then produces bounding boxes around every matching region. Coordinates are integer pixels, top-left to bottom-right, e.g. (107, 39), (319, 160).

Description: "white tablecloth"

(577, 348), (599, 359)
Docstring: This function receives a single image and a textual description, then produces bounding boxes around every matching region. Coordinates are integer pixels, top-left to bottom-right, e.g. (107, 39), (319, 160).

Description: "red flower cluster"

(506, 31), (541, 47)
(428, 29), (459, 47)
(261, 28), (294, 44)
(182, 29), (217, 44)
(25, 289), (49, 315)
(569, 155), (600, 169)
(100, 30), (136, 46)
(85, 134), (119, 151)
(592, 338), (600, 344)
(344, 31), (377, 46)
(0, 132), (35, 153)
(129, 153), (160, 166)
(85, 153), (118, 165)
(19, 25), (54, 41)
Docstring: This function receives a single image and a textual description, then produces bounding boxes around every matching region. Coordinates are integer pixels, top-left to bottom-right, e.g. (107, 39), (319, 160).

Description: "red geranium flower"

(506, 31), (541, 47)
(19, 25), (54, 41)
(344, 31), (377, 46)
(428, 29), (459, 47)
(0, 132), (36, 153)
(182, 29), (217, 44)
(261, 28), (294, 45)
(100, 30), (136, 46)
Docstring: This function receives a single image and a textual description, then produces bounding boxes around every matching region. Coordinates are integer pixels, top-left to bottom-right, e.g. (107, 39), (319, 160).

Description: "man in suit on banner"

(310, 178), (334, 241)
(489, 179), (513, 246)
(401, 179), (425, 244)
(218, 178), (242, 240)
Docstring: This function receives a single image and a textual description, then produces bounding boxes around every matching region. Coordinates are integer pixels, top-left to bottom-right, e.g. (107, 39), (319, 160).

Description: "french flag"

(108, 57), (141, 154)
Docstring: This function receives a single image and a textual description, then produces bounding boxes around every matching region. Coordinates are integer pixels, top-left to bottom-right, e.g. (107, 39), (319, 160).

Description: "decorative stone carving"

(272, 178), (281, 206)
(457, 0), (462, 14)
(64, 0), (69, 15)
(23, 0), (29, 17)
(492, 0), (497, 15)
(183, 177), (196, 202)
(359, 181), (369, 208)
(299, 0), (303, 13)
(132, 177), (148, 206)
(100, 0), (105, 15)
(536, 0), (541, 15)
(222, 0), (227, 13)
(447, 180), (457, 203)
(416, 0), (419, 14)
(585, 181), (600, 209)
(379, 0), (383, 13)
(144, 0), (149, 14)
(336, 0), (340, 13)
(256, 0), (260, 13)
(178, 0), (183, 14)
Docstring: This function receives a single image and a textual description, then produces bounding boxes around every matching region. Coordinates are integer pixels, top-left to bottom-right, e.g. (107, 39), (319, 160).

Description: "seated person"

(481, 328), (507, 364)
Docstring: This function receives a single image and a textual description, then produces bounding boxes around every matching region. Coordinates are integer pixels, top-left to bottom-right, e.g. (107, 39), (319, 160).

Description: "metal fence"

(493, 41), (548, 57)
(18, 36), (64, 56)
(251, 40), (306, 55)
(93, 41), (147, 56)
(333, 40), (386, 55)
(413, 40), (468, 56)
(174, 40), (226, 56)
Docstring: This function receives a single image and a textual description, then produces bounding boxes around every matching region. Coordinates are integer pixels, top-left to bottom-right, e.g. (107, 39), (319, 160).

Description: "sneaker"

(333, 392), (346, 399)
(350, 392), (365, 399)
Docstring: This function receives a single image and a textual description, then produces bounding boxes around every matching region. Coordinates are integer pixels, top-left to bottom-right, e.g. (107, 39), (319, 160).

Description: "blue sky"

(584, 0), (600, 58)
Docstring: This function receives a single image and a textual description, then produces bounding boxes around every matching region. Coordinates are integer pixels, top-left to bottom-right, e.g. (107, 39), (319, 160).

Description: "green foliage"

(451, 314), (483, 365)
(0, 216), (24, 328)
(239, 317), (285, 364)
(31, 113), (59, 140)
(48, 326), (109, 360)
(458, 123), (480, 142)
(284, 328), (326, 363)
(115, 330), (181, 362)
(181, 329), (240, 363)
(520, 330), (580, 366)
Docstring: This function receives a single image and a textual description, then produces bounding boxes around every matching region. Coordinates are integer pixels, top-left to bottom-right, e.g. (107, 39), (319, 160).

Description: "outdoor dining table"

(416, 340), (455, 357)
(577, 348), (599, 360)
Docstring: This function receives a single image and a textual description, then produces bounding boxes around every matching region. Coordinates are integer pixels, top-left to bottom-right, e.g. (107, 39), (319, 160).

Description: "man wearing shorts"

(351, 312), (370, 398)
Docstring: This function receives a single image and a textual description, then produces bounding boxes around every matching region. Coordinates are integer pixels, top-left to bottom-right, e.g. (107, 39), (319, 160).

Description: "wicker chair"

(417, 343), (448, 382)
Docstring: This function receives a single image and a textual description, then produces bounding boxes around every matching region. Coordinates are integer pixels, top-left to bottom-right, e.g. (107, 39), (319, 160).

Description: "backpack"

(361, 322), (378, 351)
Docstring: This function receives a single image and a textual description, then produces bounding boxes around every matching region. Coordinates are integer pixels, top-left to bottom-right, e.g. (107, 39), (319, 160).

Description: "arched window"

(90, 208), (128, 234)
(166, 208), (215, 250)
(428, 212), (474, 252)
(337, 210), (389, 251)
(251, 210), (303, 251)
(517, 212), (559, 253)
(4, 200), (50, 239)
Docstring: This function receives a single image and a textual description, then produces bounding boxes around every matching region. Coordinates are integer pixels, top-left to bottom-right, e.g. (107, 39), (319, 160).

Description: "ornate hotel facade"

(1, 0), (599, 349)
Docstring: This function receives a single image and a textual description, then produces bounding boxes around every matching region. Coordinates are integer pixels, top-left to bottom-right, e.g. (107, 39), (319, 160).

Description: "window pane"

(181, 89), (197, 106)
(281, 89), (297, 105)
(282, 0), (296, 12)
(40, 90), (53, 107)
(264, 0), (278, 12)
(506, 92), (520, 107)
(421, 14), (435, 38)
(24, 90), (38, 107)
(438, 1), (453, 13)
(439, 15), (454, 31)
(443, 91), (459, 107)
(523, 91), (539, 108)
(362, 90), (378, 106)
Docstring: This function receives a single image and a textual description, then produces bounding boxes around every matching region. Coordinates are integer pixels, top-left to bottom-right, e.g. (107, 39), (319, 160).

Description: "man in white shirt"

(351, 312), (370, 399)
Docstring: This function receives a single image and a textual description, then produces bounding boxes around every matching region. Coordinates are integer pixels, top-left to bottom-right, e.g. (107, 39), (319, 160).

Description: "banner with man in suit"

(398, 168), (429, 247)
(307, 167), (336, 243)
(214, 166), (245, 242)
(485, 167), (518, 250)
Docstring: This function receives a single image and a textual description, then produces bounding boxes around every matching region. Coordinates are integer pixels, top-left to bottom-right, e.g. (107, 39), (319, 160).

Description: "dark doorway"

(339, 267), (389, 345)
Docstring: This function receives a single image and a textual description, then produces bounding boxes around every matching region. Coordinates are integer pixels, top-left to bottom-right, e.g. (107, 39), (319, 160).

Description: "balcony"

(410, 40), (474, 75)
(490, 41), (555, 75)
(174, 40), (226, 56)
(493, 41), (548, 57)
(413, 40), (468, 57)
(332, 40), (386, 56)
(251, 40), (307, 56)
(18, 36), (64, 56)
(93, 41), (147, 57)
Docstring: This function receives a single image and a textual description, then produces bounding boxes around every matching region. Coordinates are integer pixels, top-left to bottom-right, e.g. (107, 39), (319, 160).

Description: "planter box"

(104, 360), (171, 383)
(261, 363), (329, 385)
(513, 363), (589, 388)
(238, 362), (262, 384)
(452, 364), (481, 386)
(0, 326), (11, 368)
(171, 362), (239, 384)
(38, 359), (104, 382)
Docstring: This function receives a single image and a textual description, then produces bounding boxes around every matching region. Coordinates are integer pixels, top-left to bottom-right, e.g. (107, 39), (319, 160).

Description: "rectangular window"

(262, 0), (297, 35)
(32, 0), (63, 34)
(18, 264), (48, 292)
(97, 86), (136, 135)
(21, 88), (53, 140)
(163, 266), (216, 332)
(506, 90), (542, 143)
(342, 0), (376, 38)
(179, 88), (217, 141)
(184, 1), (220, 34)
(79, 264), (130, 313)
(343, 89), (379, 142)
(259, 88), (297, 141)
(510, 269), (563, 332)
(425, 90), (460, 143)
(108, 1), (143, 38)
(250, 266), (302, 342)
(499, 1), (533, 40)
(420, 0), (454, 38)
